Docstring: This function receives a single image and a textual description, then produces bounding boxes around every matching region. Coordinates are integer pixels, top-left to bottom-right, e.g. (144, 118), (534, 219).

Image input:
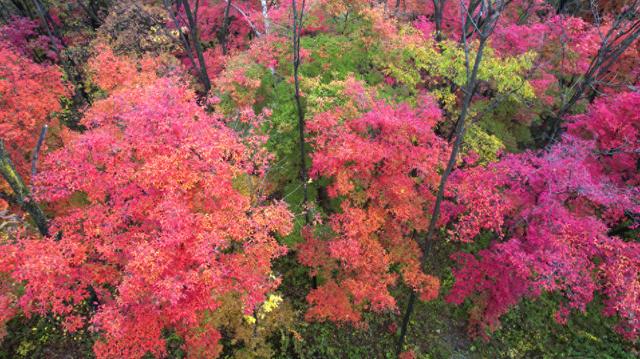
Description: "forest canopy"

(0, 0), (639, 358)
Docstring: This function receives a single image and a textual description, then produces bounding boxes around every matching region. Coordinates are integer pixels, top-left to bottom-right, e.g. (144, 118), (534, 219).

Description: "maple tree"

(445, 91), (640, 339)
(300, 91), (447, 323)
(0, 75), (293, 358)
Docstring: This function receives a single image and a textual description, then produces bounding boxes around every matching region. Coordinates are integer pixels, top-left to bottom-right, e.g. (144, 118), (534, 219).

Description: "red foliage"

(0, 41), (68, 194)
(567, 91), (640, 186)
(399, 350), (417, 359)
(0, 77), (292, 357)
(183, 0), (257, 46)
(2, 1), (640, 353)
(86, 44), (167, 94)
(415, 2), (639, 105)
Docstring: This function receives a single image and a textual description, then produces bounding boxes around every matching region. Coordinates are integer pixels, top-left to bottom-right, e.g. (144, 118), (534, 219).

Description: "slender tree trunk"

(78, 0), (102, 28)
(32, 0), (62, 57)
(396, 39), (487, 357)
(433, 0), (446, 41)
(10, 0), (34, 18)
(31, 125), (48, 177)
(31, 0), (80, 107)
(32, 0), (65, 46)
(163, 0), (199, 74)
(0, 3), (10, 22)
(0, 140), (48, 236)
(545, 1), (640, 146)
(292, 0), (309, 223)
(32, 0), (89, 109)
(396, 1), (507, 354)
(260, 0), (270, 35)
(556, 0), (567, 14)
(220, 0), (233, 55)
(180, 0), (212, 94)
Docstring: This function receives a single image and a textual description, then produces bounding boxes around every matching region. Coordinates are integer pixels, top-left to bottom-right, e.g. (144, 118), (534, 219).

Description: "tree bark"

(78, 0), (102, 28)
(433, 0), (446, 41)
(163, 0), (199, 73)
(0, 140), (48, 236)
(31, 125), (47, 177)
(32, 0), (90, 108)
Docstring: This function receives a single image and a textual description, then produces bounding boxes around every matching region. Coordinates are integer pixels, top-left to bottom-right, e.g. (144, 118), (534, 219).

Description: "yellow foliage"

(374, 25), (537, 116)
(463, 124), (505, 164)
(205, 292), (296, 358)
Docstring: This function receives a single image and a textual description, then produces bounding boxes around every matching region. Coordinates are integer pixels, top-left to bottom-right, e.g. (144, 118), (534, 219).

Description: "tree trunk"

(292, 0), (309, 223)
(180, 0), (212, 94)
(260, 0), (270, 35)
(396, 1), (507, 354)
(0, 140), (49, 236)
(433, 0), (446, 41)
(220, 0), (233, 55)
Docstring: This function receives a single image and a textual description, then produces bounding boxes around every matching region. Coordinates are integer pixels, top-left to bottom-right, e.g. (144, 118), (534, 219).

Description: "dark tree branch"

(545, 1), (640, 146)
(31, 0), (90, 107)
(77, 0), (102, 28)
(224, 0), (262, 37)
(433, 0), (447, 41)
(163, 0), (199, 73)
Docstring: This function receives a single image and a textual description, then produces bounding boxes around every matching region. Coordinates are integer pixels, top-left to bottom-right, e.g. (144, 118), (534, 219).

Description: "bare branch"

(225, 0), (262, 37)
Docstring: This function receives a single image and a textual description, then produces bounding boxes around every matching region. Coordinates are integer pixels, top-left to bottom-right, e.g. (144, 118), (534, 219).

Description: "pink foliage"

(446, 91), (640, 340)
(567, 92), (640, 186)
(0, 16), (59, 62)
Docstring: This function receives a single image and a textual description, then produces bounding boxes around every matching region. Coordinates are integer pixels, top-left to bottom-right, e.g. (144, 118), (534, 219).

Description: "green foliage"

(162, 329), (186, 359)
(370, 29), (542, 157)
(450, 229), (639, 358)
(463, 124), (505, 164)
(0, 315), (94, 359)
(2, 1), (639, 358)
(476, 294), (639, 358)
(272, 237), (640, 359)
(474, 98), (536, 152)
(260, 77), (299, 178)
(299, 77), (352, 116)
(246, 24), (389, 247)
(299, 34), (373, 84)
